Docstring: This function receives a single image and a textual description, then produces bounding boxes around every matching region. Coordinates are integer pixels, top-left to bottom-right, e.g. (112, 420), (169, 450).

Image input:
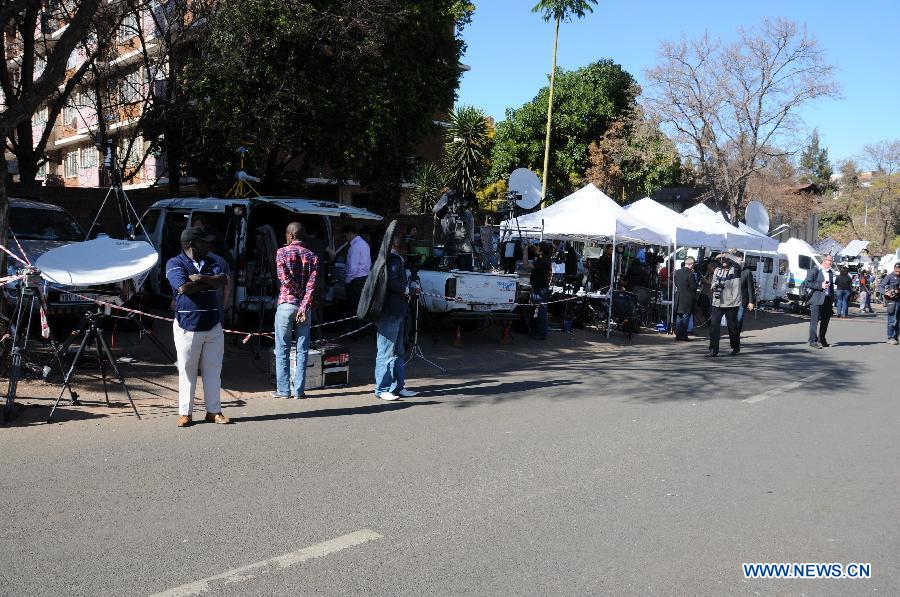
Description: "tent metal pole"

(607, 233), (615, 339)
(670, 242), (677, 332)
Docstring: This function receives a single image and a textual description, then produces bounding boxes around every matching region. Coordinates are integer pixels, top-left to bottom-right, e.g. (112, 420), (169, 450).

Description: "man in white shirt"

(340, 224), (371, 324)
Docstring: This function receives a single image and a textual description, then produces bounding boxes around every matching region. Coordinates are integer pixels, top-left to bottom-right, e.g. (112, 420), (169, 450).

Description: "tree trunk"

(14, 120), (38, 184)
(540, 15), (560, 202)
(0, 156), (9, 305)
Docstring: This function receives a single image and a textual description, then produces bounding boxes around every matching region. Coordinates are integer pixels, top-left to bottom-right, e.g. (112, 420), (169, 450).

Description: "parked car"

(4, 197), (121, 316)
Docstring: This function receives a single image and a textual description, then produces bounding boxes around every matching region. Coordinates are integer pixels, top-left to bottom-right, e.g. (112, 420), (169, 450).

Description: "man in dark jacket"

(673, 257), (698, 341)
(804, 254), (835, 349)
(878, 262), (900, 344)
(373, 227), (419, 401)
(736, 264), (757, 334)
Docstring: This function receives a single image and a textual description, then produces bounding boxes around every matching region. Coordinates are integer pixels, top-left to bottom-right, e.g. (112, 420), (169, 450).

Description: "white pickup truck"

(416, 269), (519, 314)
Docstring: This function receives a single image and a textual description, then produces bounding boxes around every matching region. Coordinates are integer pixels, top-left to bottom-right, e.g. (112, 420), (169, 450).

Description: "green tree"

(410, 163), (447, 214)
(585, 106), (682, 202)
(489, 60), (637, 200)
(443, 105), (492, 199)
(160, 0), (467, 212)
(531, 0), (598, 201)
(798, 129), (834, 188)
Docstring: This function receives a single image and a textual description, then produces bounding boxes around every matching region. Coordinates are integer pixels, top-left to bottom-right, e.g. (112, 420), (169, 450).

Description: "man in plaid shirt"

(273, 222), (319, 398)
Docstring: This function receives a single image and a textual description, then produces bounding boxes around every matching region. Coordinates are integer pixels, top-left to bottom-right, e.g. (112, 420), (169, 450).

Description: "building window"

(37, 161), (48, 179)
(64, 102), (78, 126)
(119, 69), (143, 104)
(65, 151), (78, 178)
(34, 56), (46, 77)
(66, 50), (77, 70)
(119, 12), (140, 42)
(32, 106), (48, 126)
(80, 146), (98, 169)
(122, 136), (144, 169)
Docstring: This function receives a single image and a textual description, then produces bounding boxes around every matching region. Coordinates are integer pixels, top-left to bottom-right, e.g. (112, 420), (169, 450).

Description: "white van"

(778, 237), (824, 307)
(138, 196), (382, 315)
(737, 249), (788, 305)
(669, 247), (787, 305)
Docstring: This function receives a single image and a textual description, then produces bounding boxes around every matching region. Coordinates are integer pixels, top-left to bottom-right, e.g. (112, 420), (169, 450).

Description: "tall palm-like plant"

(532, 0), (598, 201)
(443, 105), (491, 198)
(410, 162), (446, 214)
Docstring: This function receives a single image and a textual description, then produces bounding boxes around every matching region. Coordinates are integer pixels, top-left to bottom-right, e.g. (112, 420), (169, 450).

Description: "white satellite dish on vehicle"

(508, 168), (542, 210)
(36, 236), (159, 286)
(744, 200), (770, 235)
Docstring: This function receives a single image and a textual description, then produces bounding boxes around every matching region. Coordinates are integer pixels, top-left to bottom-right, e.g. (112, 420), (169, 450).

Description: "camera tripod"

(2, 273), (78, 423)
(48, 308), (140, 423)
(405, 286), (445, 374)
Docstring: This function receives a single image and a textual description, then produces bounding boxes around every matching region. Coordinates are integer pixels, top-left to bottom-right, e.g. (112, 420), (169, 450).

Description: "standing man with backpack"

(356, 222), (421, 402)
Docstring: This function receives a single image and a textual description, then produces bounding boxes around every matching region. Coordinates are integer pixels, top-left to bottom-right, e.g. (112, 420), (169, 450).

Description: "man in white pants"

(166, 227), (230, 427)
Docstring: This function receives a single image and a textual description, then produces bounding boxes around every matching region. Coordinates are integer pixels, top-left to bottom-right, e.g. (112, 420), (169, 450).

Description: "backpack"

(356, 220), (397, 323)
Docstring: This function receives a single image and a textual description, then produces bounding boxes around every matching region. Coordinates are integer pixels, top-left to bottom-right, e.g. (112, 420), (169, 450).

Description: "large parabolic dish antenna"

(508, 168), (543, 209)
(36, 236), (159, 286)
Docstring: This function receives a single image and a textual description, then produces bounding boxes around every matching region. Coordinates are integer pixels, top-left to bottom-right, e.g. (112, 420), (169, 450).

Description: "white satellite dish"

(508, 168), (542, 209)
(36, 236), (159, 286)
(744, 200), (770, 235)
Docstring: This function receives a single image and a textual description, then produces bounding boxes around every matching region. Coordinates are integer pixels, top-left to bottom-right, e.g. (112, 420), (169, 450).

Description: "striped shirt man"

(275, 240), (318, 311)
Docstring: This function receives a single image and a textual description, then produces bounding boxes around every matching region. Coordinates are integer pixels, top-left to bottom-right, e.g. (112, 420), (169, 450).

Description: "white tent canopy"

(837, 239), (870, 257)
(499, 183), (668, 245)
(624, 197), (726, 248)
(735, 221), (780, 252)
(682, 204), (778, 252)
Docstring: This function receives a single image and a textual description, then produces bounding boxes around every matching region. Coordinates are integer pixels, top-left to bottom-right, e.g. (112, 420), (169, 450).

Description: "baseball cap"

(180, 226), (215, 243)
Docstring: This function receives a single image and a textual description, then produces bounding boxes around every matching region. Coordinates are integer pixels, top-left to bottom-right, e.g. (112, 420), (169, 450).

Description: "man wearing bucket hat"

(707, 250), (743, 357)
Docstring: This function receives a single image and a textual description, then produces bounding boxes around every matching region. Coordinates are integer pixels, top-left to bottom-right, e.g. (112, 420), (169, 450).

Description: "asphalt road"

(1, 310), (898, 596)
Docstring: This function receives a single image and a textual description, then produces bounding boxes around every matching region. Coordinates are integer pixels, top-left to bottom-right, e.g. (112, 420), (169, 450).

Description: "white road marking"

(150, 529), (382, 597)
(742, 373), (825, 404)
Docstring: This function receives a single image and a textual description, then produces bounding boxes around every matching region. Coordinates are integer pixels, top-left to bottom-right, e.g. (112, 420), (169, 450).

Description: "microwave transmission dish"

(36, 236), (159, 286)
(744, 200), (770, 235)
(508, 168), (542, 210)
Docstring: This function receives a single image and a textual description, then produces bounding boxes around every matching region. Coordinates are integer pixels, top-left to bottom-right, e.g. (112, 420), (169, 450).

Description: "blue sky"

(456, 0), (900, 164)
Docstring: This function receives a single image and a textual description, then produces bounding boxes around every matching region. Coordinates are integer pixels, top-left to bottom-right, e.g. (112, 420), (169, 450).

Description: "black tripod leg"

(94, 331), (110, 406)
(95, 329), (140, 419)
(47, 325), (94, 423)
(57, 313), (92, 361)
(3, 291), (33, 421)
(127, 313), (176, 364)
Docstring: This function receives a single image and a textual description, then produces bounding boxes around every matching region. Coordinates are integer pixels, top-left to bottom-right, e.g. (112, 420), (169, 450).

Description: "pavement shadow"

(230, 400), (441, 424)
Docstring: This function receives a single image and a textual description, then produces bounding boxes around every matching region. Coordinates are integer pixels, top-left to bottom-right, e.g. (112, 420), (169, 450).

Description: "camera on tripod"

(19, 266), (42, 289)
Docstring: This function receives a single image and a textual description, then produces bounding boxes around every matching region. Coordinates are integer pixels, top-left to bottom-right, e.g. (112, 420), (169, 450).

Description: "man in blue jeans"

(878, 262), (900, 345)
(273, 222), (318, 398)
(374, 228), (419, 401)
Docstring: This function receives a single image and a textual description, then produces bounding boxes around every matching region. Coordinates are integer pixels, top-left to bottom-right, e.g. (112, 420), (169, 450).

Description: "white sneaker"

(398, 389), (420, 398)
(376, 392), (400, 401)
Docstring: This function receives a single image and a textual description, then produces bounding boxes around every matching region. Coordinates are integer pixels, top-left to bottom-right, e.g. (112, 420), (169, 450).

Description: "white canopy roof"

(837, 239), (870, 257)
(499, 184), (668, 245)
(624, 197), (726, 248)
(735, 221), (780, 252)
(682, 204), (777, 251)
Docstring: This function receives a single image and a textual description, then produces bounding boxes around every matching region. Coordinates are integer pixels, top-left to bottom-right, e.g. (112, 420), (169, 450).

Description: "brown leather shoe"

(177, 415), (192, 428)
(205, 412), (230, 424)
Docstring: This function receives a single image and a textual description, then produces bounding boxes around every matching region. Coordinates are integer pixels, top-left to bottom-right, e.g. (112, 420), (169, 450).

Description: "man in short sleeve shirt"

(166, 227), (230, 427)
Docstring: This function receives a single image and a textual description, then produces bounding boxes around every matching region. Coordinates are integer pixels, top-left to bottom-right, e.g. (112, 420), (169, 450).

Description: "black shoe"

(809, 342), (823, 349)
(820, 341), (830, 348)
(705, 350), (718, 357)
(730, 348), (740, 356)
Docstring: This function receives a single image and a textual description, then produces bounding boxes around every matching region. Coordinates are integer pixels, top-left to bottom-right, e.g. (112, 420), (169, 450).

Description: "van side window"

(763, 257), (773, 273)
(140, 208), (161, 236)
(779, 260), (788, 275)
(798, 255), (812, 270)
